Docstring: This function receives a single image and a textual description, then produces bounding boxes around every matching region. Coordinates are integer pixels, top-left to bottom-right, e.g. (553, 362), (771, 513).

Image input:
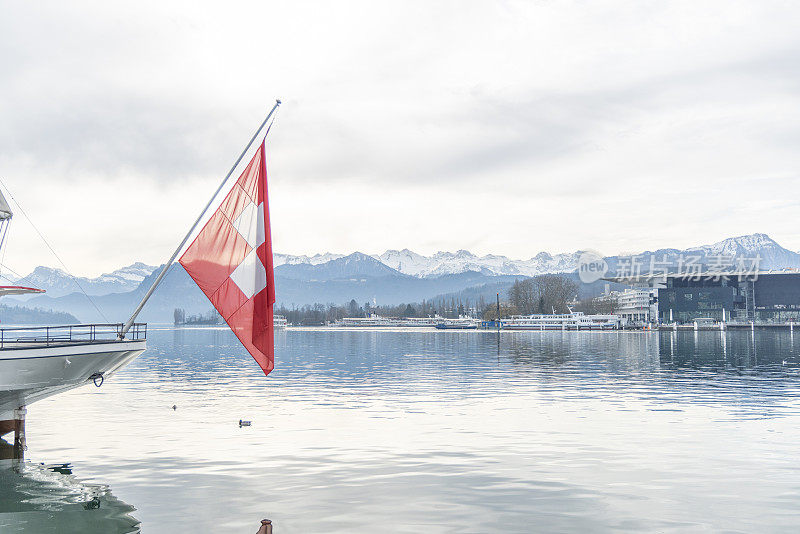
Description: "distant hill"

(275, 252), (403, 281)
(274, 269), (521, 309)
(0, 304), (79, 325)
(15, 264), (205, 324)
(431, 273), (630, 305)
(16, 264), (521, 323)
(11, 262), (157, 298)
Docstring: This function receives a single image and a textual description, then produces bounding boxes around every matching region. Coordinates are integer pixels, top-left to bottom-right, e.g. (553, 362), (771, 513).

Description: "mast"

(496, 292), (500, 332)
(0, 189), (13, 277)
(119, 100), (281, 338)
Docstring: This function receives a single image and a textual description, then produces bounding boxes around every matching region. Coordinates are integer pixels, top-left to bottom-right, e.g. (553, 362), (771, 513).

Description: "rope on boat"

(0, 179), (111, 323)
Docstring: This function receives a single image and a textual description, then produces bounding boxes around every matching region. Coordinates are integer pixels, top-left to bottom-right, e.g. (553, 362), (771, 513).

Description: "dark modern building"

(608, 272), (800, 323)
(657, 275), (744, 323)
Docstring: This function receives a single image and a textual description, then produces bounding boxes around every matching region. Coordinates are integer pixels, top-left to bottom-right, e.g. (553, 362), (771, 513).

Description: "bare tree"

(508, 275), (578, 315)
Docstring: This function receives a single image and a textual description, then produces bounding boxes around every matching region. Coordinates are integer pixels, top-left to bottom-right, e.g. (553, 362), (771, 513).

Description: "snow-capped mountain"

(273, 252), (345, 267)
(374, 249), (433, 276)
(278, 233), (800, 278)
(11, 233), (798, 306)
(13, 262), (157, 298)
(276, 252), (403, 281)
(13, 233), (800, 321)
(376, 249), (581, 278)
(680, 233), (800, 269)
(97, 261), (157, 284)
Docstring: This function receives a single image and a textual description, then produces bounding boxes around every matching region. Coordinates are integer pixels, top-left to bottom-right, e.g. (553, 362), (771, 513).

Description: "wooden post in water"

(12, 407), (25, 460)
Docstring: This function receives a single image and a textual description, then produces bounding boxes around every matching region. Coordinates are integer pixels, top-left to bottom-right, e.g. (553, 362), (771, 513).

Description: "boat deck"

(0, 323), (147, 350)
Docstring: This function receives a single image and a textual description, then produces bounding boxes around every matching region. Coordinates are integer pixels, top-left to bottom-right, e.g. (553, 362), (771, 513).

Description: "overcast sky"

(2, 0), (800, 277)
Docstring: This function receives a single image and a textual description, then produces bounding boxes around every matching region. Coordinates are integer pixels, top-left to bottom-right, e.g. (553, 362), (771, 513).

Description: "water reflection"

(0, 461), (139, 533)
(659, 329), (800, 370)
(14, 328), (800, 532)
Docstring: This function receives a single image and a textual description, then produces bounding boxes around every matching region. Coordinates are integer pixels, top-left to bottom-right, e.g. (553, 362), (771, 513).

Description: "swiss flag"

(179, 140), (275, 375)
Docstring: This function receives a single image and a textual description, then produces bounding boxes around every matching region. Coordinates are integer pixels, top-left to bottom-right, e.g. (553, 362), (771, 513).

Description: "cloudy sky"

(1, 1), (800, 277)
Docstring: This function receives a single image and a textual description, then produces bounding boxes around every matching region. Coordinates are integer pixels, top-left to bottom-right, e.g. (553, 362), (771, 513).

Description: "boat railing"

(0, 323), (147, 349)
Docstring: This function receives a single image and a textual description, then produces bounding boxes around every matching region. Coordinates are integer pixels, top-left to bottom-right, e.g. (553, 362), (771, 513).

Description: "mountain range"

(275, 233), (800, 278)
(10, 262), (158, 299)
(4, 233), (799, 323)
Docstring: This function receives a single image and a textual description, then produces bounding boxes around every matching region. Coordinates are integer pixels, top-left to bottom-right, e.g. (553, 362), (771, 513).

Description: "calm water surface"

(4, 328), (800, 532)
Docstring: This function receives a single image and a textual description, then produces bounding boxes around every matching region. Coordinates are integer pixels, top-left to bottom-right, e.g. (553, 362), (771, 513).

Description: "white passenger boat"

(501, 312), (621, 330)
(435, 316), (480, 330)
(0, 320), (148, 441)
(395, 316), (441, 327)
(333, 314), (398, 327)
(273, 315), (287, 328)
(333, 314), (448, 328)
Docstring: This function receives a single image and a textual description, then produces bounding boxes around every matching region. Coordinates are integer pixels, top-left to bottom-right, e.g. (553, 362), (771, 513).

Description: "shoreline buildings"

(607, 271), (800, 324)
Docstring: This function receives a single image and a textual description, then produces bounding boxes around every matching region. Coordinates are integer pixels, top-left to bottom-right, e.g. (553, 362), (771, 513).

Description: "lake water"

(4, 327), (800, 533)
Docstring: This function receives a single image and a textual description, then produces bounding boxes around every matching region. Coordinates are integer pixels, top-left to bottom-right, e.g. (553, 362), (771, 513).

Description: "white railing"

(0, 323), (147, 349)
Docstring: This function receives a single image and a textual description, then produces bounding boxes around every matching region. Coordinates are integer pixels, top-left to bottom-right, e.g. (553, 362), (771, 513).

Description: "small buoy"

(172, 405), (177, 410)
(239, 419), (251, 427)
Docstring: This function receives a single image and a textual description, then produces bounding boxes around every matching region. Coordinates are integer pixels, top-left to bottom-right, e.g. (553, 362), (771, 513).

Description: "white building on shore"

(612, 288), (657, 325)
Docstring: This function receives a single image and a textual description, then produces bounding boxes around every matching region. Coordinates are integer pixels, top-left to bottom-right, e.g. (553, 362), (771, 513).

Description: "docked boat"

(500, 312), (621, 330)
(0, 188), (148, 454)
(333, 314), (398, 327)
(395, 316), (441, 327)
(274, 315), (287, 328)
(435, 317), (480, 330)
(0, 323), (147, 431)
(333, 314), (450, 328)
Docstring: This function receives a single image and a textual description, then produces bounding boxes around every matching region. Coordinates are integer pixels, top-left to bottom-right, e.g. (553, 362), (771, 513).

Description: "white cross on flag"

(179, 140), (275, 375)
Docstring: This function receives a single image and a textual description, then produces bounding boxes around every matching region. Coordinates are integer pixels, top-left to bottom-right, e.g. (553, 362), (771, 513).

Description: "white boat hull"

(0, 340), (146, 420)
(502, 324), (616, 330)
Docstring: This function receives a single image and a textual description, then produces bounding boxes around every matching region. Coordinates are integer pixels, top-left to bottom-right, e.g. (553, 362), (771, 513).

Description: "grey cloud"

(3, 3), (800, 193)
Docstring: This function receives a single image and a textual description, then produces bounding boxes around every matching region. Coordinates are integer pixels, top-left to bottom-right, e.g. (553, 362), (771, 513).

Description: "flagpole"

(119, 99), (281, 338)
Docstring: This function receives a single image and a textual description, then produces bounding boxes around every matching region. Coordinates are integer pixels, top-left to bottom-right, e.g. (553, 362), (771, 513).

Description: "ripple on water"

(6, 328), (800, 532)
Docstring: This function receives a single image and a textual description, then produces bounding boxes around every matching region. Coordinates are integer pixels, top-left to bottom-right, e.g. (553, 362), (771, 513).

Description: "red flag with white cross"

(179, 140), (275, 375)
